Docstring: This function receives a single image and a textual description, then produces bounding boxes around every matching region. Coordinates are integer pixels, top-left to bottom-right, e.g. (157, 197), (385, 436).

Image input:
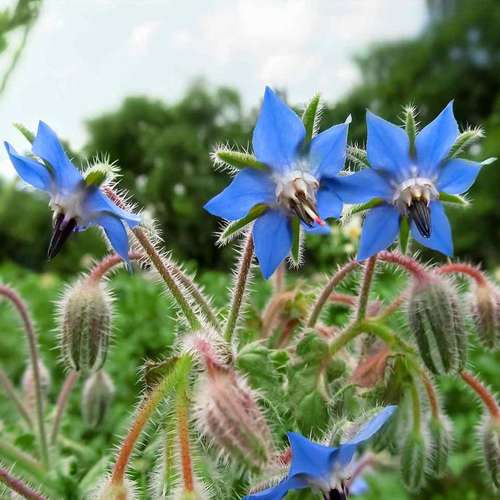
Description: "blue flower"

(332, 103), (483, 260)
(4, 121), (140, 262)
(245, 406), (396, 500)
(204, 87), (348, 279)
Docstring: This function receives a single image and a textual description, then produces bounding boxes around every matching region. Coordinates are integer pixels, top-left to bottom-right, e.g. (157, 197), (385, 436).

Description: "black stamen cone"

(290, 191), (317, 227)
(48, 213), (77, 260)
(408, 199), (431, 238)
(325, 489), (347, 500)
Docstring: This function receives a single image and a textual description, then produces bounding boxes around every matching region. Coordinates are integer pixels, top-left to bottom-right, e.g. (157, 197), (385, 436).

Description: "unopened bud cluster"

(58, 279), (113, 374)
(82, 369), (115, 428)
(400, 431), (427, 491)
(480, 416), (500, 489)
(22, 360), (51, 409)
(471, 282), (500, 349)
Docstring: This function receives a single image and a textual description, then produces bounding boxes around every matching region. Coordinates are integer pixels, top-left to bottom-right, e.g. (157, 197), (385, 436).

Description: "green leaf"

(345, 197), (384, 216)
(399, 216), (410, 253)
(14, 123), (35, 144)
(290, 217), (301, 265)
(439, 192), (469, 206)
(213, 149), (268, 171)
(218, 204), (268, 244)
(302, 93), (321, 142)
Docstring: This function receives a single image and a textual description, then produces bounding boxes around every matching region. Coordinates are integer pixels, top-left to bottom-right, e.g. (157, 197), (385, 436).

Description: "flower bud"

(59, 279), (113, 374)
(22, 360), (51, 410)
(428, 415), (453, 478)
(194, 365), (274, 470)
(400, 431), (427, 492)
(96, 479), (137, 500)
(480, 416), (500, 489)
(408, 276), (467, 374)
(471, 282), (500, 350)
(81, 369), (115, 428)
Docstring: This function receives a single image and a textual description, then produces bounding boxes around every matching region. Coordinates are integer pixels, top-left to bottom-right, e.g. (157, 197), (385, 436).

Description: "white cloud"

(129, 21), (161, 55)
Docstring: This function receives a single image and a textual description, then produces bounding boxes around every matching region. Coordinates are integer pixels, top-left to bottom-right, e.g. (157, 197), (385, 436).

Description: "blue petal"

(316, 184), (343, 220)
(253, 210), (292, 279)
(32, 121), (82, 190)
(357, 205), (400, 260)
(252, 87), (305, 172)
(204, 169), (274, 221)
(415, 102), (458, 175)
(332, 169), (393, 204)
(309, 123), (348, 178)
(411, 201), (453, 256)
(244, 476), (308, 500)
(287, 432), (337, 480)
(366, 111), (411, 178)
(302, 221), (331, 235)
(94, 214), (131, 263)
(437, 158), (482, 194)
(350, 477), (369, 496)
(4, 142), (52, 192)
(84, 189), (141, 228)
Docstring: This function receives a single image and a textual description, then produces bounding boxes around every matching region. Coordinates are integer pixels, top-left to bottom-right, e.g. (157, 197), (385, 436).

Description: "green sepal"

(290, 217), (301, 265)
(302, 93), (321, 142)
(84, 169), (107, 187)
(214, 149), (268, 171)
(14, 122), (35, 144)
(439, 192), (469, 206)
(346, 145), (369, 169)
(346, 197), (384, 216)
(404, 105), (418, 158)
(218, 204), (268, 244)
(399, 216), (410, 253)
(447, 126), (484, 159)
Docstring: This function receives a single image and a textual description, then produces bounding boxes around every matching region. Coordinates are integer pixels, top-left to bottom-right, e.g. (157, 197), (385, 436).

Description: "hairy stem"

(87, 252), (143, 282)
(110, 356), (192, 485)
(0, 466), (45, 500)
(357, 255), (377, 320)
(50, 370), (79, 445)
(410, 378), (422, 432)
(273, 263), (286, 294)
(377, 251), (427, 280)
(375, 289), (409, 321)
(307, 260), (359, 327)
(421, 371), (440, 418)
(437, 263), (488, 286)
(0, 285), (49, 466)
(224, 233), (254, 343)
(460, 370), (500, 418)
(0, 367), (33, 427)
(176, 377), (194, 492)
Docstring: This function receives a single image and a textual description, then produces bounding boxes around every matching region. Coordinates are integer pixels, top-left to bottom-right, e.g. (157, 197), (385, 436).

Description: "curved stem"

(0, 466), (45, 500)
(87, 252), (143, 282)
(460, 370), (500, 418)
(0, 285), (49, 466)
(224, 233), (254, 343)
(110, 356), (192, 485)
(132, 228), (201, 330)
(261, 291), (295, 338)
(357, 255), (377, 321)
(329, 293), (357, 307)
(375, 289), (409, 321)
(376, 251), (427, 280)
(437, 263), (488, 286)
(0, 367), (33, 427)
(421, 371), (440, 418)
(409, 378), (422, 432)
(307, 260), (359, 327)
(50, 370), (79, 445)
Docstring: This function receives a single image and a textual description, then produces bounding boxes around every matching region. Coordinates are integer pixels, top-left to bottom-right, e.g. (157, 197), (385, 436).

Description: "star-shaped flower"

(204, 87), (348, 279)
(245, 406), (396, 499)
(5, 121), (140, 263)
(332, 103), (485, 260)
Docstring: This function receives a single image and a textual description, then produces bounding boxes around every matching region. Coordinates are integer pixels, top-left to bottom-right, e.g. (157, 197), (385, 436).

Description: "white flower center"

(49, 185), (89, 226)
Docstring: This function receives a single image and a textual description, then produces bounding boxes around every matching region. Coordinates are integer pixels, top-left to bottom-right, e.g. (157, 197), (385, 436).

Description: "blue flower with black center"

(204, 87), (348, 279)
(245, 406), (396, 500)
(332, 103), (485, 260)
(4, 121), (140, 263)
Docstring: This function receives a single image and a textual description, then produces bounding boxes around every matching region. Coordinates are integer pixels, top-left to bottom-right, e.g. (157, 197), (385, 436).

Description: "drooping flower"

(204, 87), (348, 279)
(4, 121), (140, 262)
(332, 103), (485, 260)
(245, 405), (396, 500)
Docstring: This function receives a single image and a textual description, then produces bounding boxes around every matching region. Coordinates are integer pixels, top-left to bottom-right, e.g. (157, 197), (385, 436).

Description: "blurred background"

(0, 1), (499, 499)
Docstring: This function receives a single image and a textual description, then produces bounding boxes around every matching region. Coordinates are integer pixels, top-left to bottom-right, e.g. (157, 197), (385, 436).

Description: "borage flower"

(334, 103), (486, 260)
(4, 121), (140, 262)
(245, 405), (396, 500)
(204, 87), (348, 279)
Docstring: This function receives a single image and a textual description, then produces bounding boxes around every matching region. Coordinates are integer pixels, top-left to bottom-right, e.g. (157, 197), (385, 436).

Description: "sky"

(0, 0), (428, 176)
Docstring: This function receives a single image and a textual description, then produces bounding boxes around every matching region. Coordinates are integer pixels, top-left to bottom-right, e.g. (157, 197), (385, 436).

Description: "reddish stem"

(460, 370), (500, 418)
(437, 263), (488, 286)
(0, 466), (45, 500)
(87, 252), (143, 282)
(329, 293), (357, 307)
(50, 370), (79, 444)
(177, 393), (194, 492)
(421, 371), (440, 418)
(377, 251), (428, 280)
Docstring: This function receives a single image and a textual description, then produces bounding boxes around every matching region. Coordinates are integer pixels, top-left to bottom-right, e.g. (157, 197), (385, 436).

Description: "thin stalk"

(224, 233), (254, 343)
(110, 356), (192, 485)
(0, 285), (49, 466)
(261, 291), (295, 338)
(329, 293), (357, 307)
(421, 371), (440, 418)
(409, 378), (422, 432)
(176, 376), (194, 492)
(132, 228), (201, 330)
(376, 251), (427, 280)
(460, 370), (500, 418)
(0, 367), (33, 427)
(0, 466), (45, 500)
(357, 255), (377, 320)
(437, 263), (488, 286)
(87, 251), (143, 282)
(50, 370), (79, 445)
(375, 289), (409, 321)
(273, 263), (286, 294)
(307, 260), (359, 327)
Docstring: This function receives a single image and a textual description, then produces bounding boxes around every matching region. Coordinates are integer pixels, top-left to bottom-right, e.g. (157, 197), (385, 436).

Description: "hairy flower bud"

(81, 369), (115, 428)
(400, 431), (427, 492)
(96, 479), (137, 500)
(428, 415), (453, 478)
(194, 365), (274, 470)
(58, 279), (113, 374)
(408, 276), (467, 374)
(471, 282), (500, 350)
(480, 416), (500, 489)
(22, 360), (51, 410)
